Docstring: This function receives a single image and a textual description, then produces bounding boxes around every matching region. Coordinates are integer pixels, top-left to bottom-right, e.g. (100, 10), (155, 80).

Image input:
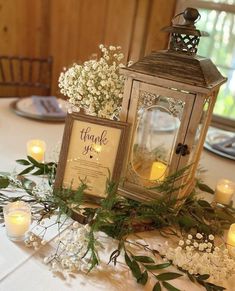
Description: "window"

(176, 0), (235, 130)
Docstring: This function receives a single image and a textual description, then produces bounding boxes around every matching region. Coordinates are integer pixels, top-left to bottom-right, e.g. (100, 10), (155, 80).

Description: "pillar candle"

(214, 179), (235, 205)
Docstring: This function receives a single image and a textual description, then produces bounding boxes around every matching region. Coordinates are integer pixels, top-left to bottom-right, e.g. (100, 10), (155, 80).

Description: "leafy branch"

(1, 157), (234, 291)
(124, 250), (182, 291)
(123, 239), (226, 291)
(16, 156), (57, 185)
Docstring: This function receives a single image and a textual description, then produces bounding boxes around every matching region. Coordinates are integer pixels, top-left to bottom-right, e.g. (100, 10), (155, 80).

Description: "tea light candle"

(3, 201), (31, 241)
(27, 139), (46, 162)
(214, 179), (235, 205)
(150, 161), (167, 181)
(227, 224), (235, 257)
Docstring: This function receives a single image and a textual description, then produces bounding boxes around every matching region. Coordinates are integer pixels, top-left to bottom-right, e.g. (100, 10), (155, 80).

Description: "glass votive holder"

(214, 179), (235, 206)
(227, 223), (235, 258)
(27, 139), (46, 162)
(3, 201), (31, 242)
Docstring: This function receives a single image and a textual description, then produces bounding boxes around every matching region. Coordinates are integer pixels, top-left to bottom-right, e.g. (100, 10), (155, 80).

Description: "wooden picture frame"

(54, 112), (129, 203)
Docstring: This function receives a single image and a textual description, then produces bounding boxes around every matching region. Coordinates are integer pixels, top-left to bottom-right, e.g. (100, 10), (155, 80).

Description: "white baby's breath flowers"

(59, 45), (126, 120)
(208, 234), (214, 241)
(159, 233), (235, 285)
(43, 223), (101, 275)
(188, 234), (193, 240)
(196, 233), (203, 239)
(179, 240), (184, 246)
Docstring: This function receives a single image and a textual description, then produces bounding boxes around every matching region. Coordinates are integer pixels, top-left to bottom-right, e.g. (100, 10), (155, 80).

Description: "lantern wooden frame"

(118, 8), (226, 202)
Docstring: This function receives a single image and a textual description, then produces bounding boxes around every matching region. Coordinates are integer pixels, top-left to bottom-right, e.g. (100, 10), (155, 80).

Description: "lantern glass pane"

(188, 97), (211, 165)
(127, 94), (185, 187)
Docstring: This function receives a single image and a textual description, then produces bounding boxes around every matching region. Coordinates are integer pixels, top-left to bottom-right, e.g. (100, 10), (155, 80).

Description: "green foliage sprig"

(16, 156), (57, 186)
(0, 157), (235, 291)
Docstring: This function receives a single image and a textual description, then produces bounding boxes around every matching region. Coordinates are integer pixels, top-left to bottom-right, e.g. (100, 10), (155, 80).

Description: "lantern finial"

(162, 7), (209, 55)
(182, 7), (200, 26)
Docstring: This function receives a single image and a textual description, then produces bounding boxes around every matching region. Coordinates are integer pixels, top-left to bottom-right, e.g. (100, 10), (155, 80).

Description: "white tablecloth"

(0, 98), (234, 291)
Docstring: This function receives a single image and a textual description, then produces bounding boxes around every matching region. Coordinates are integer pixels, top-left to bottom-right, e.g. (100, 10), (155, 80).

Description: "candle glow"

(149, 161), (167, 181)
(3, 202), (31, 241)
(214, 179), (235, 205)
(27, 139), (46, 162)
(227, 224), (235, 257)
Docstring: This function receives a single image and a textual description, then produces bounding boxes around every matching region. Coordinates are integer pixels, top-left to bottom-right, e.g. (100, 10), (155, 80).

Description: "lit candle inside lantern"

(27, 139), (46, 162)
(227, 224), (235, 257)
(3, 201), (31, 241)
(150, 161), (167, 181)
(214, 179), (235, 205)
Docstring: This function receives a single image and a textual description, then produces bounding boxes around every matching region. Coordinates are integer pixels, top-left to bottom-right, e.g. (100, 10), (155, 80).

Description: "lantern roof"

(121, 8), (227, 93)
(122, 51), (226, 91)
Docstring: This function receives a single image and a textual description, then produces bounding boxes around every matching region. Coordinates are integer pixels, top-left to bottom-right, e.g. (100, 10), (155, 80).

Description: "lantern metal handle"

(175, 143), (190, 156)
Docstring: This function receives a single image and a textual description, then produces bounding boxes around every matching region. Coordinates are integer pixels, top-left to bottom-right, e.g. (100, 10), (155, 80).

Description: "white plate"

(11, 97), (68, 122)
(204, 127), (235, 160)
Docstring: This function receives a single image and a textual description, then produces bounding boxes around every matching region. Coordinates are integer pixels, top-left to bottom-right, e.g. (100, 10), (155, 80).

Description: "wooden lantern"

(119, 8), (227, 202)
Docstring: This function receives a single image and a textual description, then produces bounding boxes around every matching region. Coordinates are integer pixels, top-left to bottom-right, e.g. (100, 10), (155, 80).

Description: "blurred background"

(0, 0), (175, 96)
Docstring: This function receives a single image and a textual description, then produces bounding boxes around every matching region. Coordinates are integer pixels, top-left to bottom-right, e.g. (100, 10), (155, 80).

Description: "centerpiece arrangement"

(1, 7), (235, 291)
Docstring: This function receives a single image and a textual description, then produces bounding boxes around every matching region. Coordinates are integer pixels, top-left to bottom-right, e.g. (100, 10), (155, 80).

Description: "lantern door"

(120, 81), (196, 201)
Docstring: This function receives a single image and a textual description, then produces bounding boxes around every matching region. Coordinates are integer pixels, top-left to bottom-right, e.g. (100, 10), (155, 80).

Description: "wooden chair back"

(0, 56), (53, 97)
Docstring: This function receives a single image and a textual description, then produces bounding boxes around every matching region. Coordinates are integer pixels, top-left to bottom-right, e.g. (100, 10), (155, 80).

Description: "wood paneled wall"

(0, 0), (176, 96)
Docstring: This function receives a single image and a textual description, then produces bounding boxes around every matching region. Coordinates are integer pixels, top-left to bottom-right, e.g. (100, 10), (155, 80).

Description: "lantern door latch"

(175, 143), (190, 156)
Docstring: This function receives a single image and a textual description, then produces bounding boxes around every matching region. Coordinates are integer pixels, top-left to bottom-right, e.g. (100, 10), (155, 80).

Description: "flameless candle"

(214, 179), (235, 205)
(27, 139), (46, 162)
(150, 161), (167, 181)
(227, 224), (235, 257)
(3, 201), (31, 241)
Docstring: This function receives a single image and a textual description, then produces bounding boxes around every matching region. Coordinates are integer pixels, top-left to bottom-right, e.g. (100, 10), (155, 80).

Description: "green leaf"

(198, 200), (212, 208)
(145, 262), (171, 270)
(130, 260), (142, 280)
(187, 273), (195, 283)
(133, 255), (155, 264)
(0, 177), (9, 188)
(32, 169), (45, 175)
(108, 249), (120, 266)
(197, 182), (214, 194)
(156, 272), (182, 281)
(16, 159), (31, 166)
(137, 270), (148, 285)
(162, 281), (181, 291)
(18, 165), (35, 175)
(197, 274), (210, 281)
(203, 282), (225, 291)
(178, 216), (196, 230)
(153, 282), (161, 291)
(124, 252), (132, 269)
(27, 156), (41, 167)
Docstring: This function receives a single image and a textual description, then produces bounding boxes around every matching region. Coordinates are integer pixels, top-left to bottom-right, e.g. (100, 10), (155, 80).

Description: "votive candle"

(4, 201), (31, 241)
(27, 139), (46, 162)
(149, 161), (167, 181)
(214, 179), (235, 205)
(227, 224), (235, 257)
